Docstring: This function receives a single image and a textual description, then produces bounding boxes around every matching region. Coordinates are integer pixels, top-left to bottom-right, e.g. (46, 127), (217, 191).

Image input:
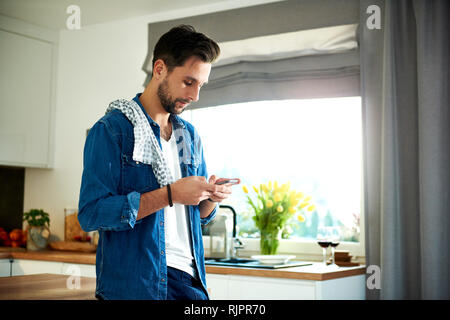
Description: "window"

(183, 97), (362, 245)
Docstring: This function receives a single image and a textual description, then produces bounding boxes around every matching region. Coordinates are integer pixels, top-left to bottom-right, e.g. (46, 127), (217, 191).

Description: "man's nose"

(188, 86), (200, 102)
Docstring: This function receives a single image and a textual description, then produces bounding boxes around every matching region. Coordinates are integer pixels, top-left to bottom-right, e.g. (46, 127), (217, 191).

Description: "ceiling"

(0, 0), (281, 30)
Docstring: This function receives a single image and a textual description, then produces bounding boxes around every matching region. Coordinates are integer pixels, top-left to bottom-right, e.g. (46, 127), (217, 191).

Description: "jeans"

(167, 266), (209, 300)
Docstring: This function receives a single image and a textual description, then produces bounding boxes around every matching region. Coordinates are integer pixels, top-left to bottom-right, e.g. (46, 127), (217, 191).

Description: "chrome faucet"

(231, 237), (245, 259)
(218, 205), (243, 259)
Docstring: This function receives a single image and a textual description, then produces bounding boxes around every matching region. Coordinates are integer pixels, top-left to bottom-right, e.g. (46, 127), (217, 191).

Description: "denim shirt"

(78, 93), (217, 300)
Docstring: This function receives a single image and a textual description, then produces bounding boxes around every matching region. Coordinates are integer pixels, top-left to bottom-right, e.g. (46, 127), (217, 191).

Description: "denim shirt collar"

(133, 93), (186, 130)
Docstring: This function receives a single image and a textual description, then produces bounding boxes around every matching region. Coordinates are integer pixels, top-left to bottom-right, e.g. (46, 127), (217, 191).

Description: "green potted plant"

(23, 209), (51, 251)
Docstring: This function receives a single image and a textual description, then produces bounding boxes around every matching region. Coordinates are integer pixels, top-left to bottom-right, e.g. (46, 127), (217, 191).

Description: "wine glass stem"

(322, 248), (327, 265)
(331, 247), (335, 265)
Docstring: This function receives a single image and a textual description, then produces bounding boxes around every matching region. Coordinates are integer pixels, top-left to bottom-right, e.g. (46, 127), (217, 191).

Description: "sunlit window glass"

(183, 97), (362, 242)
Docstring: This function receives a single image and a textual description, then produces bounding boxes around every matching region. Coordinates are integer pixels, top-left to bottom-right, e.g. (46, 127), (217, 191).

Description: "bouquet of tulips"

(242, 181), (315, 254)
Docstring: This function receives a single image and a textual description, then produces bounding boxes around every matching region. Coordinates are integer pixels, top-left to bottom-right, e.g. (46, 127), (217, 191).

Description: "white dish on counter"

(251, 255), (296, 265)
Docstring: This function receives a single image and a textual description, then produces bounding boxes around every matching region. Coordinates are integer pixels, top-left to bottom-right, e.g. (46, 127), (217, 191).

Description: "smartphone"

(215, 178), (240, 185)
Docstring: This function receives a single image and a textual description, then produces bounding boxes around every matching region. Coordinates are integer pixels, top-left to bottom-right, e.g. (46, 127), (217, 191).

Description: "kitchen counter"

(0, 273), (96, 299)
(1, 249), (365, 281)
(206, 263), (365, 281)
(0, 249), (95, 265)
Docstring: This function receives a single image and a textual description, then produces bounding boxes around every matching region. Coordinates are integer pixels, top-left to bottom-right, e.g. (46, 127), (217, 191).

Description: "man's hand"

(171, 176), (228, 206)
(207, 175), (233, 203)
(137, 175), (234, 221)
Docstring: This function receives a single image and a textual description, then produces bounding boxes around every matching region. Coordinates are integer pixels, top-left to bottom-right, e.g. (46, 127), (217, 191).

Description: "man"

(78, 25), (232, 300)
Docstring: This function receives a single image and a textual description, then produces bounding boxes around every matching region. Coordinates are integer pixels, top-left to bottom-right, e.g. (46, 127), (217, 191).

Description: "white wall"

(24, 17), (148, 240)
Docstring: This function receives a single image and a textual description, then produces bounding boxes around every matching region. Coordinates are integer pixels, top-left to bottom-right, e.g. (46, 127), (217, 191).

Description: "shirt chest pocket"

(175, 132), (202, 174)
(121, 153), (155, 193)
(178, 149), (202, 177)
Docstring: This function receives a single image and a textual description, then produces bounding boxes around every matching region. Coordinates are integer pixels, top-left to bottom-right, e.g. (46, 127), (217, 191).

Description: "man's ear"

(153, 59), (167, 80)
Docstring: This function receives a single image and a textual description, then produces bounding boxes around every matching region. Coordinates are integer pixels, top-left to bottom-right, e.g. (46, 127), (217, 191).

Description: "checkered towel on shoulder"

(106, 99), (174, 187)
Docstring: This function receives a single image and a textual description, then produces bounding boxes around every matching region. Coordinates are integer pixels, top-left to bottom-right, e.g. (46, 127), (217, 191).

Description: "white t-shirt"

(160, 131), (196, 279)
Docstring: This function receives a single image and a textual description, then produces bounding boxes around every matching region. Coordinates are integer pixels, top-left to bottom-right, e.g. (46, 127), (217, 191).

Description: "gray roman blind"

(142, 0), (360, 108)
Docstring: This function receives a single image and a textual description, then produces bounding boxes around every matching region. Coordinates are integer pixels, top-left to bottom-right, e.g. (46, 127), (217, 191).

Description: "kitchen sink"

(204, 257), (312, 269)
(211, 258), (258, 264)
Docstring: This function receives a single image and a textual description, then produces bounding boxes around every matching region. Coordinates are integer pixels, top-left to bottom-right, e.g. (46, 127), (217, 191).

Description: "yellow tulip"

(268, 181), (272, 189)
(299, 202), (309, 209)
(242, 185), (249, 194)
(262, 184), (269, 194)
(296, 192), (304, 200)
(288, 206), (296, 214)
(266, 200), (273, 208)
(274, 181), (279, 190)
(303, 196), (312, 202)
(253, 186), (259, 193)
(274, 192), (283, 202)
(297, 214), (306, 222)
(277, 205), (284, 213)
(307, 205), (316, 212)
(291, 198), (300, 206)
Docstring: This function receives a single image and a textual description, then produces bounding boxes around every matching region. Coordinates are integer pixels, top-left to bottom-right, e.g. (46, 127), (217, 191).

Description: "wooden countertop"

(206, 263), (366, 281)
(0, 273), (96, 300)
(0, 249), (95, 265)
(0, 249), (365, 281)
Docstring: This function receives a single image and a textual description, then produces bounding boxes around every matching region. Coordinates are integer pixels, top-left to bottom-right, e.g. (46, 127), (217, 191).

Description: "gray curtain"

(360, 0), (449, 299)
(192, 50), (360, 108)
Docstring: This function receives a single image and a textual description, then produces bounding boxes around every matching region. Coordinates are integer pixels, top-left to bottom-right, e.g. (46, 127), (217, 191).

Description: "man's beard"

(157, 79), (189, 115)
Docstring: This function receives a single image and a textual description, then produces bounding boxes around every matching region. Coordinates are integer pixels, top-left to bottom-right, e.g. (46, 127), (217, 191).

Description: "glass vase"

(259, 229), (282, 255)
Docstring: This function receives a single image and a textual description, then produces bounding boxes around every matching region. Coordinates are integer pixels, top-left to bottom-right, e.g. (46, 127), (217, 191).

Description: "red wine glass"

(317, 227), (331, 265)
(330, 227), (341, 265)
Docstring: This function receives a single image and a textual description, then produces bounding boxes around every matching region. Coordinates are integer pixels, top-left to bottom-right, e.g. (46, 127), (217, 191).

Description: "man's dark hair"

(152, 25), (220, 73)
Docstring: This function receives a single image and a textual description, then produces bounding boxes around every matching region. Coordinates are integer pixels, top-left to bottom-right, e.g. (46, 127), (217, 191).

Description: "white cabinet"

(11, 259), (63, 276)
(9, 259), (96, 278)
(0, 259), (11, 277)
(0, 15), (57, 168)
(206, 273), (365, 300)
(314, 274), (366, 299)
(229, 275), (316, 299)
(205, 274), (229, 299)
